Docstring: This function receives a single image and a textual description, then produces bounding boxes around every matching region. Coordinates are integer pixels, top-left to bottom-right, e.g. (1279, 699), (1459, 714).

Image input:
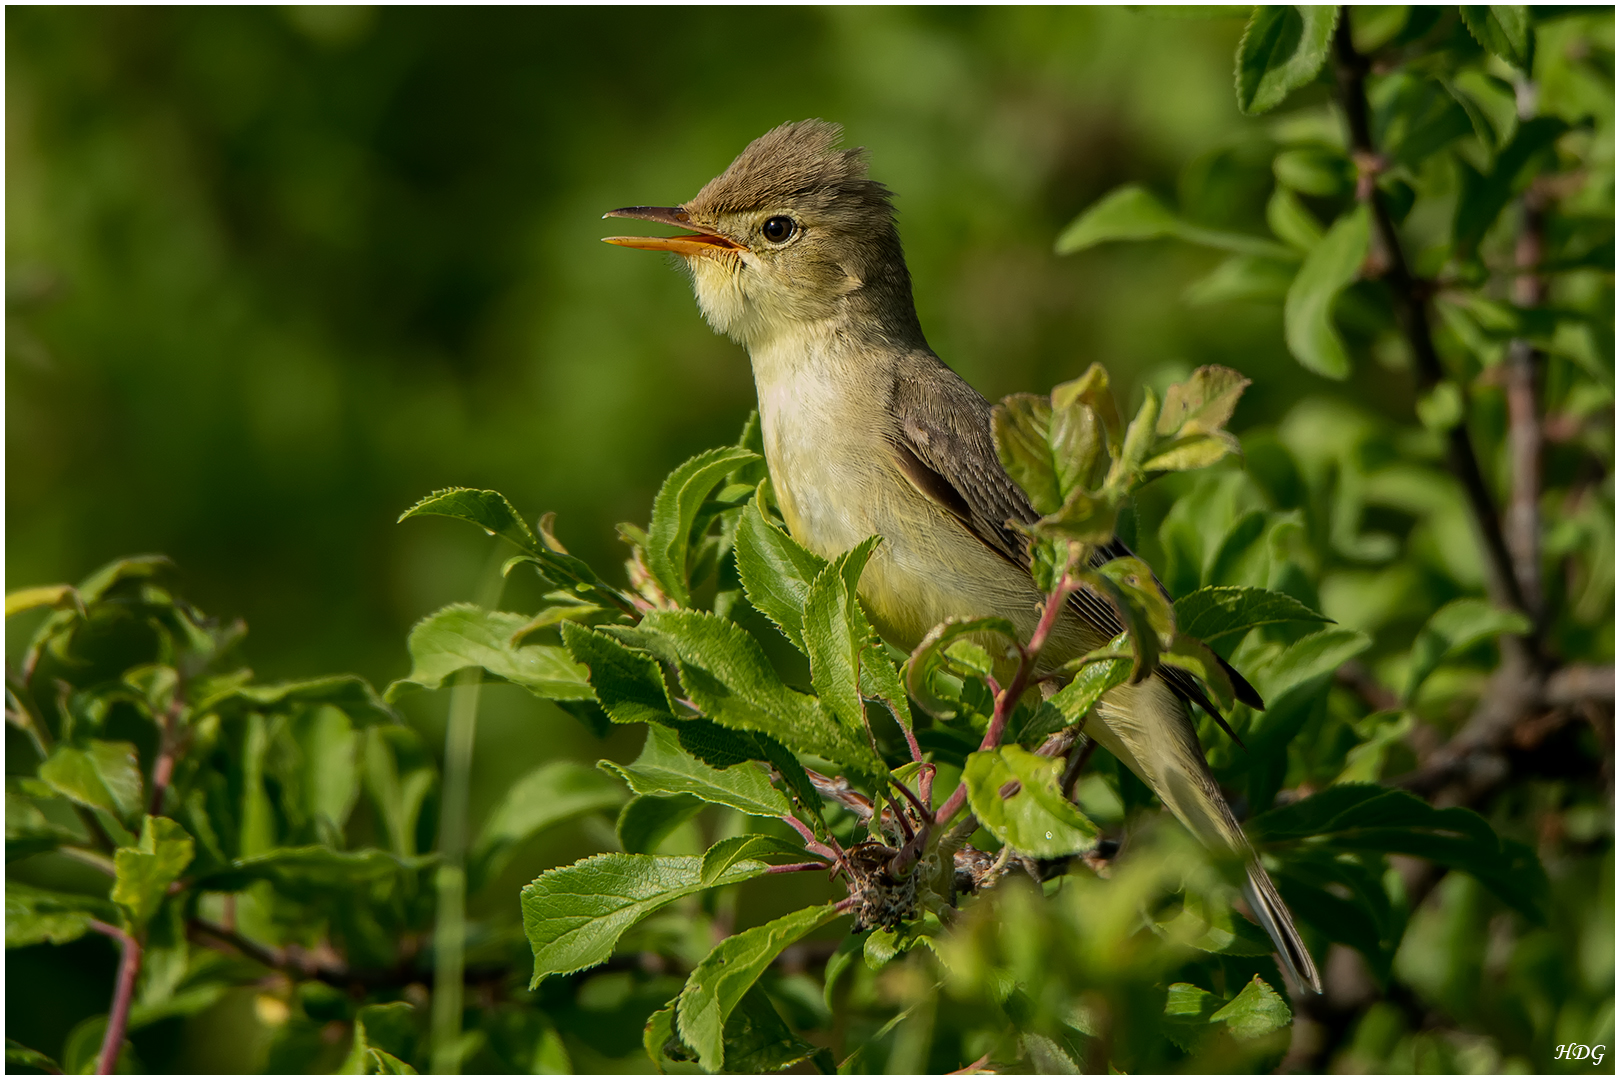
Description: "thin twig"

(1332, 13), (1535, 639)
(87, 920), (141, 1076)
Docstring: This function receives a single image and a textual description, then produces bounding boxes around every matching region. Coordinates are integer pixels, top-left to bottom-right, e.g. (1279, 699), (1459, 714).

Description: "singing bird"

(602, 119), (1321, 994)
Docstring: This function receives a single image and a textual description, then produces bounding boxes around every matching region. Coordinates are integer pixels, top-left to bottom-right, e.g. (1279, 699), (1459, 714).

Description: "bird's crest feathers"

(688, 119), (896, 218)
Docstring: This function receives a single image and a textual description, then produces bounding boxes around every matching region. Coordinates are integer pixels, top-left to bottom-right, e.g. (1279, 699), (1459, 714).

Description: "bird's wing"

(883, 355), (1262, 730)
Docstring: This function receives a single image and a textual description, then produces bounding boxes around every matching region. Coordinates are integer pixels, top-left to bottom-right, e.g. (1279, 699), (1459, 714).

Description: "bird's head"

(603, 119), (921, 348)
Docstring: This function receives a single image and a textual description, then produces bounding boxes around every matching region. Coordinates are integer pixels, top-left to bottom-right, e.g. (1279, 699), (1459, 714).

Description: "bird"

(600, 118), (1321, 995)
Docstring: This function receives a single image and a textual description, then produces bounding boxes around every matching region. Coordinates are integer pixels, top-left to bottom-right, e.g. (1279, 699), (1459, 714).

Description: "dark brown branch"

(1332, 13), (1536, 647)
(1504, 179), (1549, 627)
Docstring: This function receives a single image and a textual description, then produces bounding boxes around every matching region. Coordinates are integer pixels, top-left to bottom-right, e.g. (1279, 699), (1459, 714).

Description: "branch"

(1332, 13), (1536, 646)
(86, 920), (140, 1076)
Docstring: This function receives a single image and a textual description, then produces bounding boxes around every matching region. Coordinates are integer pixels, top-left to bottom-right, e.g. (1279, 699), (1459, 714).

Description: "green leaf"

(1283, 204), (1370, 379)
(616, 794), (704, 854)
(5, 883), (117, 947)
(112, 816), (195, 929)
(38, 740), (144, 823)
(1267, 186), (1326, 252)
(676, 904), (841, 1072)
(700, 833), (811, 887)
(1273, 146), (1353, 197)
(600, 724), (791, 819)
(1048, 637), (1133, 726)
(209, 674), (395, 725)
(1460, 5), (1532, 69)
(5, 584), (77, 619)
(559, 622), (679, 725)
(1235, 5), (1340, 115)
(6, 1039), (63, 1074)
(520, 851), (773, 984)
(1083, 556), (1174, 683)
(646, 446), (762, 607)
(1185, 254), (1298, 306)
(904, 616), (1022, 719)
(803, 538), (882, 743)
(1253, 627), (1372, 700)
(619, 611), (881, 774)
(1210, 975), (1292, 1038)
(718, 986), (821, 1073)
(470, 761), (624, 890)
(343, 1001), (420, 1074)
(963, 745), (1101, 858)
(991, 393), (1101, 515)
(733, 496), (828, 653)
(1403, 598), (1531, 700)
(1055, 185), (1290, 257)
(389, 603), (593, 702)
(399, 487), (538, 549)
(1250, 784), (1548, 920)
(1173, 586), (1331, 644)
(1161, 983), (1223, 1052)
(1157, 890), (1277, 958)
(1156, 365), (1250, 441)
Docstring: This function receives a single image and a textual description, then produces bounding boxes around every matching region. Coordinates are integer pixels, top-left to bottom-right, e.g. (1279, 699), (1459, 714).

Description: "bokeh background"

(8, 6), (1611, 1072)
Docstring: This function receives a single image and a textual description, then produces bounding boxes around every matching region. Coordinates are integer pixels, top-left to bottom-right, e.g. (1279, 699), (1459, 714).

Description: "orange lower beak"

(602, 206), (744, 257)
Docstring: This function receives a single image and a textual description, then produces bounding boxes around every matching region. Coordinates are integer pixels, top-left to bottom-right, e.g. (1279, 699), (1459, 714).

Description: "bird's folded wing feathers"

(883, 358), (1262, 734)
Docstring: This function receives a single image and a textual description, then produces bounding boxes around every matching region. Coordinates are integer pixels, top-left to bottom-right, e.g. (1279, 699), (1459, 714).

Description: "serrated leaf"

(521, 851), (773, 984)
(1055, 185), (1290, 257)
(646, 446), (762, 606)
(1172, 586), (1330, 643)
(1460, 5), (1531, 69)
(719, 985), (821, 1073)
(1403, 598), (1531, 701)
(399, 487), (538, 549)
(1156, 366), (1251, 439)
(112, 816), (194, 928)
(389, 604), (593, 702)
(676, 904), (841, 1072)
(701, 833), (812, 887)
(1283, 204), (1370, 379)
(559, 622), (679, 725)
(600, 724), (791, 819)
(470, 761), (624, 890)
(1235, 6), (1340, 115)
(5, 883), (117, 948)
(622, 611), (881, 774)
(1210, 976), (1292, 1038)
(1048, 636), (1133, 725)
(38, 740), (144, 823)
(963, 745), (1100, 858)
(804, 539), (882, 743)
(1250, 784), (1548, 921)
(733, 496), (828, 653)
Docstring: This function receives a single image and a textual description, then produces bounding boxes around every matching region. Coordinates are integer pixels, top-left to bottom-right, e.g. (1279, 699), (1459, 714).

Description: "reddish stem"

(88, 920), (141, 1075)
(766, 861), (832, 875)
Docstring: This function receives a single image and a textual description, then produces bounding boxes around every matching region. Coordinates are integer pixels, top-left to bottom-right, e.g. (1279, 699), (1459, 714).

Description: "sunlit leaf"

(645, 446), (761, 606)
(599, 723), (791, 819)
(112, 816), (195, 928)
(1235, 6), (1340, 115)
(675, 904), (841, 1072)
(388, 603), (593, 702)
(963, 745), (1101, 858)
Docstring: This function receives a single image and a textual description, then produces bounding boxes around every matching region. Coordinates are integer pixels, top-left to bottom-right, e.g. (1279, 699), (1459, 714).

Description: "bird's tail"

(1086, 675), (1323, 995)
(1242, 859), (1322, 994)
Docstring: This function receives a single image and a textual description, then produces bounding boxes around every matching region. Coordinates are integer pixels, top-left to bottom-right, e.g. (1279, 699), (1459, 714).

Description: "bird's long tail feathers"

(1242, 860), (1323, 995)
(1087, 677), (1323, 995)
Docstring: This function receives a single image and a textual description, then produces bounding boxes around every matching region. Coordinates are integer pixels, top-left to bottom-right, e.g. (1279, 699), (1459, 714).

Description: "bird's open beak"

(601, 206), (744, 257)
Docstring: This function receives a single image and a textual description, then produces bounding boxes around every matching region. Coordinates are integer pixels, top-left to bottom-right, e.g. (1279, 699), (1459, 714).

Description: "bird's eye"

(761, 216), (796, 243)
